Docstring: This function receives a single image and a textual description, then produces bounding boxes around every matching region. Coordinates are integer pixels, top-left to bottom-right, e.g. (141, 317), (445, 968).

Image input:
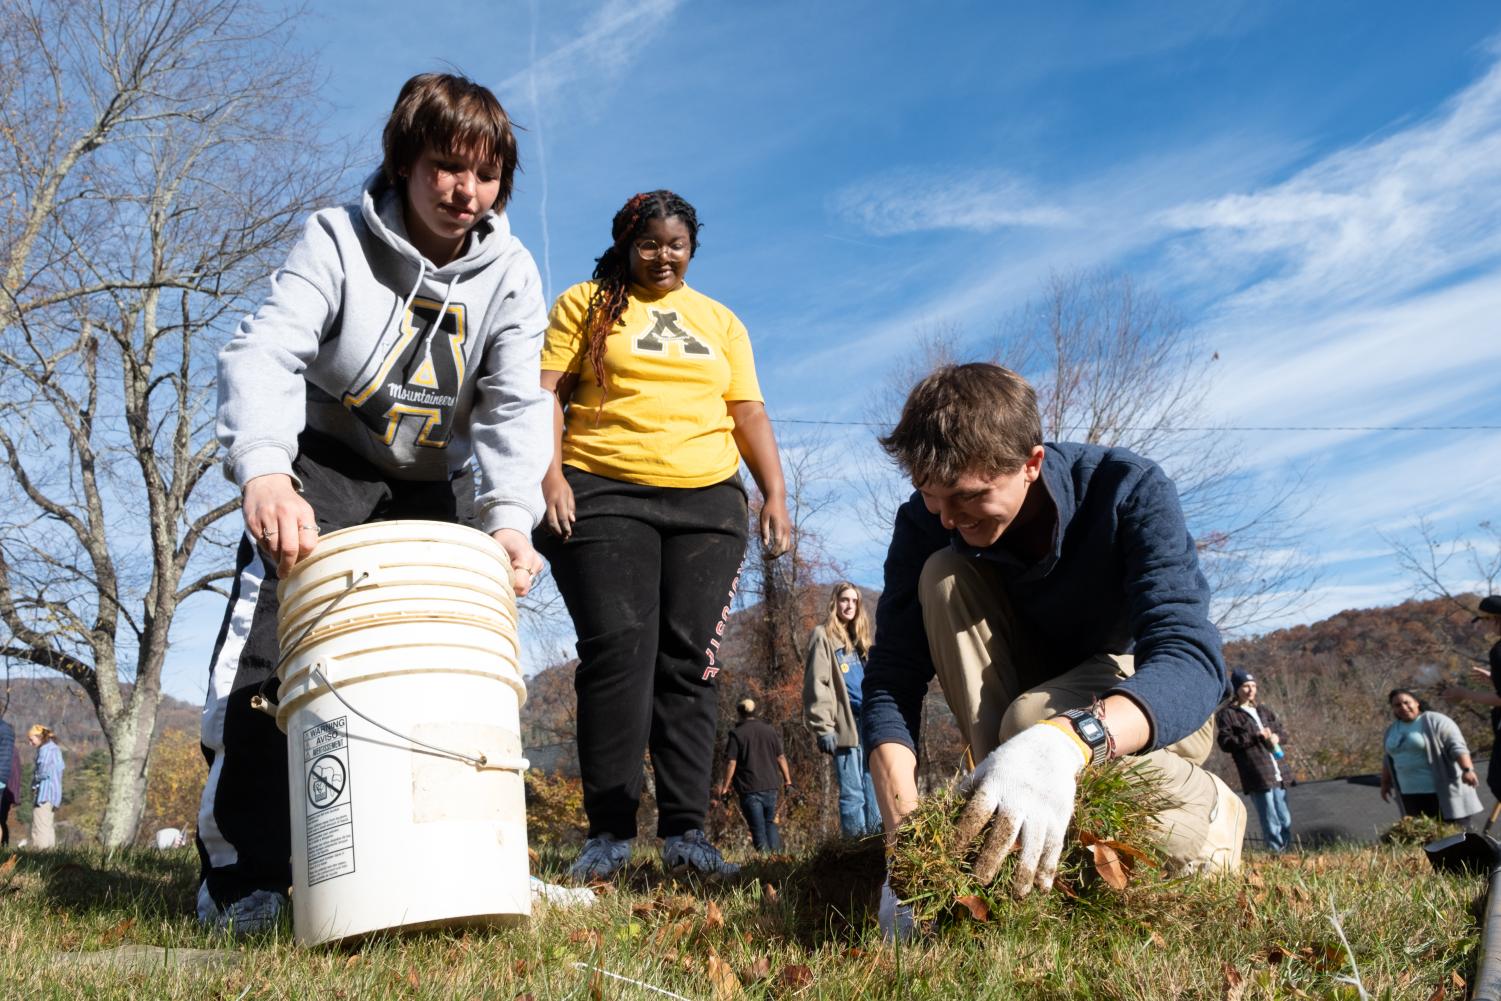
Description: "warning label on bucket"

(303, 717), (355, 885)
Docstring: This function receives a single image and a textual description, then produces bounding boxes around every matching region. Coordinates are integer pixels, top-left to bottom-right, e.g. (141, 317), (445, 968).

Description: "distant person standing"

(717, 699), (794, 853)
(28, 725), (64, 849)
(1381, 689), (1481, 829)
(1215, 670), (1293, 852)
(0, 713), (14, 846)
(803, 582), (881, 837)
(1440, 595), (1501, 804)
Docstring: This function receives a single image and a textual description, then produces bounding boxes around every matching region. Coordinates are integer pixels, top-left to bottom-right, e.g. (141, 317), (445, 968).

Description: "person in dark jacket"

(1440, 595), (1501, 806)
(862, 364), (1244, 939)
(0, 714), (14, 846)
(717, 699), (794, 852)
(1215, 670), (1292, 852)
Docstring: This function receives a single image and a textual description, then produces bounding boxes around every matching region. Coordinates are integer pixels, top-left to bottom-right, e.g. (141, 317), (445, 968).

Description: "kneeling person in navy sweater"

(862, 363), (1245, 938)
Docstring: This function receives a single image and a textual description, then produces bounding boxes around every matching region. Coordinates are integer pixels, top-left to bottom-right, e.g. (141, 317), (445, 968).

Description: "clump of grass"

(887, 759), (1171, 927)
(1380, 813), (1463, 846)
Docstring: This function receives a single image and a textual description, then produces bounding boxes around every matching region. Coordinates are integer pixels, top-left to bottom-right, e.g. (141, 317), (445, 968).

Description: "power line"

(769, 418), (1501, 432)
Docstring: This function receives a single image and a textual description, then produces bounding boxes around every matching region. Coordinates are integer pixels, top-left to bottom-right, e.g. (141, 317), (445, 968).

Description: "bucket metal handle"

(309, 660), (529, 773)
(252, 570), (375, 716)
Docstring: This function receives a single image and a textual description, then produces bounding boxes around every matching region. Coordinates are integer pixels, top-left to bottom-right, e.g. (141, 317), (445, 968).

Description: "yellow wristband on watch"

(1038, 717), (1093, 767)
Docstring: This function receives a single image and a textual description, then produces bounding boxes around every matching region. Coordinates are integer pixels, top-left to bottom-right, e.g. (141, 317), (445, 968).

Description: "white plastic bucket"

(274, 520), (531, 947)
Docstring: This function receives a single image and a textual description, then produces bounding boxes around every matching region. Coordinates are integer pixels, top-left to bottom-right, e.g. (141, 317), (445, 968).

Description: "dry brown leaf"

(743, 956), (772, 983)
(707, 953), (741, 999)
(588, 969), (604, 1001)
(99, 917), (136, 946)
(406, 966), (420, 990)
(665, 895), (698, 917)
(1235, 890), (1257, 921)
(568, 928), (603, 949)
(527, 846), (539, 865)
(514, 994), (537, 1001)
(1222, 963), (1246, 1001)
(1425, 983), (1445, 1001)
(1149, 929), (1166, 949)
(763, 884), (779, 905)
(705, 900), (725, 929)
(345, 954), (361, 970)
(954, 894), (990, 921)
(778, 964), (814, 990)
(0, 855), (18, 880)
(1090, 842), (1129, 891)
(631, 901), (658, 918)
(651, 919), (693, 948)
(1246, 871), (1265, 889)
(1452, 971), (1467, 990)
(511, 958), (529, 976)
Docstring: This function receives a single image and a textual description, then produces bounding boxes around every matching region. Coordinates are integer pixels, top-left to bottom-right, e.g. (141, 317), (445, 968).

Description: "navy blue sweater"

(861, 442), (1227, 754)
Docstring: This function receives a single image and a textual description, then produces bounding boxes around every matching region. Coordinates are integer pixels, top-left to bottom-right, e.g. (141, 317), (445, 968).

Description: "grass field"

(0, 840), (1482, 1000)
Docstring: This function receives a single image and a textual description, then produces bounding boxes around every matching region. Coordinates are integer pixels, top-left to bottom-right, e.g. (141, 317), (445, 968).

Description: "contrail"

(527, 0), (553, 305)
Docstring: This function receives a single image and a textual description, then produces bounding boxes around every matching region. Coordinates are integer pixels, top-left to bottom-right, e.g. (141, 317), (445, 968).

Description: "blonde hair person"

(27, 725), (63, 849)
(824, 580), (873, 659)
(803, 582), (881, 836)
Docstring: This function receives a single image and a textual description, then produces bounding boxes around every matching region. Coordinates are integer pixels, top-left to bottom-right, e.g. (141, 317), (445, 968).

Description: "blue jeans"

(1248, 786), (1292, 852)
(834, 746), (881, 837)
(738, 789), (781, 851)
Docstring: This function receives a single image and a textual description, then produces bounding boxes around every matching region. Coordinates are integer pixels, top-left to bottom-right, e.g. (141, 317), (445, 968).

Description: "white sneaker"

(567, 833), (634, 882)
(660, 829), (739, 878)
(196, 883), (287, 936)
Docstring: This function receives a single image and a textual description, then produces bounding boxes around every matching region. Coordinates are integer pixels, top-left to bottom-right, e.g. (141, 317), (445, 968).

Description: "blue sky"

(160, 1), (1501, 702)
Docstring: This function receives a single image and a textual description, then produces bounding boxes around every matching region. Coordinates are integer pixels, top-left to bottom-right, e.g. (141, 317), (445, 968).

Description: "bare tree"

(0, 0), (344, 845)
(1388, 518), (1501, 670)
(1390, 519), (1501, 619)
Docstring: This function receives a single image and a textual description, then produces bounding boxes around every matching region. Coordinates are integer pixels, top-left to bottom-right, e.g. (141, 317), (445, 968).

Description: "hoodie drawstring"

(395, 260), (456, 384)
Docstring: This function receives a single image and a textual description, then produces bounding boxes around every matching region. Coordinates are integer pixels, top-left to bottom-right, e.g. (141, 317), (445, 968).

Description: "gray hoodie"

(217, 173), (550, 535)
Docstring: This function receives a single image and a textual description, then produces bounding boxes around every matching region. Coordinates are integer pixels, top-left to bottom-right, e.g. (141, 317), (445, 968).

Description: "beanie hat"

(1230, 670), (1254, 689)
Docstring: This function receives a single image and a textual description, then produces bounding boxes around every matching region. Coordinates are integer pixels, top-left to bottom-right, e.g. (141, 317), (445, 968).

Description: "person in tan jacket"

(803, 582), (880, 836)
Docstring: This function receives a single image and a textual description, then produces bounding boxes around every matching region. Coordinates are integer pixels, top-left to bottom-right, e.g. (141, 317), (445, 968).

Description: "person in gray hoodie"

(195, 73), (551, 934)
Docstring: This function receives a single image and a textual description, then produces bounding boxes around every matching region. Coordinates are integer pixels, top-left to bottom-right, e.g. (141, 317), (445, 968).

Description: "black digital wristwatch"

(1054, 708), (1110, 764)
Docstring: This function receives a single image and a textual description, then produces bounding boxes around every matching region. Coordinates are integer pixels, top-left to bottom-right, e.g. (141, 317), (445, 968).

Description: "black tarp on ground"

(1240, 758), (1499, 849)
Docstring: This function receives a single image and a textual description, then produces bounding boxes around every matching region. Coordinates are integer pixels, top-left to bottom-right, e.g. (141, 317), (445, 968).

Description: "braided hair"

(581, 190), (701, 397)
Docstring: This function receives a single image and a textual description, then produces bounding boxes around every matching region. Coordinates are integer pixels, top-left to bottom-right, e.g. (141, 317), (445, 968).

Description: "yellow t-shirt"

(540, 281), (764, 488)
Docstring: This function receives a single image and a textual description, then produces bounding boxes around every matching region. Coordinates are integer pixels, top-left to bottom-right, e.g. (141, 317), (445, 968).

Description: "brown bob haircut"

(879, 363), (1043, 487)
(381, 73), (520, 211)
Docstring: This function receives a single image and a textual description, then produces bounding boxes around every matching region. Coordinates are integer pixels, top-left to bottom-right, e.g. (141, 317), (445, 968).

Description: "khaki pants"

(919, 548), (1243, 873)
(31, 801), (56, 849)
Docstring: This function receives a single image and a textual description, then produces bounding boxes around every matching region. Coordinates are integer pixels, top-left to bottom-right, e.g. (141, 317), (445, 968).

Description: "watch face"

(1075, 715), (1106, 744)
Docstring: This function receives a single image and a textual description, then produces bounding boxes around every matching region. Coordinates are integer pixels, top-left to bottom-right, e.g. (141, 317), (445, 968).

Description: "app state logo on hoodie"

(341, 298), (468, 448)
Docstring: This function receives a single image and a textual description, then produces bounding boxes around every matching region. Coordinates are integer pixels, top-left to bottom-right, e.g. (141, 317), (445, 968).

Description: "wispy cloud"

(830, 168), (1073, 236)
(499, 0), (683, 114)
(1159, 55), (1501, 314)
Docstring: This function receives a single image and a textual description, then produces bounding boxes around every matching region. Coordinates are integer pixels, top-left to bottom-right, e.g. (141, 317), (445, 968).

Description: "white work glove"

(954, 722), (1086, 897)
(878, 877), (916, 943)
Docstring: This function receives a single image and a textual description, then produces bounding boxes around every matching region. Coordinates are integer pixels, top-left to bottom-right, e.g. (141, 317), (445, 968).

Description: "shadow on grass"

(13, 846), (198, 918)
(535, 835), (887, 947)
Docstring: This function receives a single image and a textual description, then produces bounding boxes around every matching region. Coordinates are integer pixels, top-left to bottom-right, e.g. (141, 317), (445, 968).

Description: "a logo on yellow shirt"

(633, 309), (713, 359)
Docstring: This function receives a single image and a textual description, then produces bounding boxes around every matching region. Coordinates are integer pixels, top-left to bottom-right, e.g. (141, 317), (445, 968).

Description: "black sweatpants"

(535, 468), (747, 840)
(196, 431), (472, 906)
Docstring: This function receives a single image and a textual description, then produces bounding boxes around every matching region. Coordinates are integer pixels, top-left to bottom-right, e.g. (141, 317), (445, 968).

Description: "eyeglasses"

(633, 239), (690, 261)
